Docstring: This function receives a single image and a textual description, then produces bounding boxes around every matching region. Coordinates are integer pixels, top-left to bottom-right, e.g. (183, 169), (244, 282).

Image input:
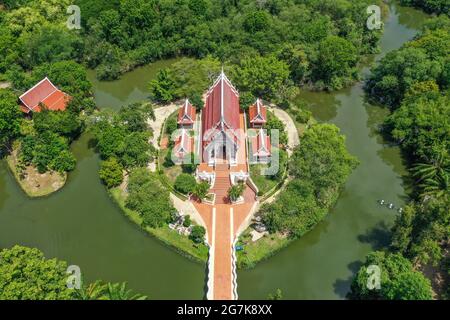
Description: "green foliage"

(0, 245), (74, 300)
(314, 36), (358, 90)
(32, 108), (83, 141)
(267, 288), (283, 300)
(232, 55), (290, 102)
(391, 197), (449, 267)
(385, 94), (449, 161)
(165, 116), (178, 135)
(0, 89), (22, 152)
(228, 182), (246, 202)
(92, 103), (153, 169)
(289, 124), (359, 205)
(0, 245), (146, 300)
(174, 173), (197, 194)
(361, 17), (450, 300)
(183, 215), (192, 228)
(264, 112), (288, 146)
(71, 0), (384, 90)
(99, 157), (123, 188)
(19, 131), (76, 173)
(149, 69), (175, 103)
(349, 251), (433, 300)
(192, 181), (210, 200)
(400, 0), (449, 14)
(189, 225), (206, 244)
(366, 18), (449, 108)
(261, 124), (358, 236)
(125, 168), (175, 228)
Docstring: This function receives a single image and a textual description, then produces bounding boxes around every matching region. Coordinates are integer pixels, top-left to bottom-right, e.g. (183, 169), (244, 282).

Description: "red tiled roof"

(19, 77), (70, 113)
(202, 71), (241, 160)
(249, 98), (267, 125)
(177, 99), (196, 125)
(174, 129), (192, 159)
(251, 129), (271, 157)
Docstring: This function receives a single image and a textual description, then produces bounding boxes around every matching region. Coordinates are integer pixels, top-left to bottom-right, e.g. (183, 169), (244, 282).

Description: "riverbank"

(109, 187), (208, 264)
(5, 147), (66, 198)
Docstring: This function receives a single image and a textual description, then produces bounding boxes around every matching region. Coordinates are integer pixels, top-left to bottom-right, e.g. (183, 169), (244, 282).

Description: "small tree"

(183, 215), (192, 227)
(190, 93), (204, 111)
(99, 157), (123, 188)
(189, 226), (206, 243)
(228, 183), (246, 202)
(174, 173), (197, 194)
(192, 181), (210, 200)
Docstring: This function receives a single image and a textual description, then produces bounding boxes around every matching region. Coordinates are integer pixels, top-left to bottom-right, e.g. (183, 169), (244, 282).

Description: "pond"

(0, 3), (428, 299)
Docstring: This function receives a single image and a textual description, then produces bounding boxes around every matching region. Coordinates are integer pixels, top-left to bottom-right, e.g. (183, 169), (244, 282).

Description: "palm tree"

(412, 151), (449, 199)
(104, 282), (147, 300)
(73, 280), (107, 300)
(74, 281), (147, 300)
(228, 183), (246, 202)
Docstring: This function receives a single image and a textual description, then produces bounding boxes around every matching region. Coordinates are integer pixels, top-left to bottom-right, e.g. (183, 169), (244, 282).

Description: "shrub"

(174, 173), (197, 194)
(183, 215), (192, 227)
(99, 157), (123, 188)
(189, 226), (206, 244)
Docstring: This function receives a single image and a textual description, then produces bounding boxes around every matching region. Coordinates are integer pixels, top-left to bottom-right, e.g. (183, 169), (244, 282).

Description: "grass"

(109, 187), (208, 263)
(236, 229), (291, 269)
(250, 164), (279, 195)
(6, 149), (66, 198)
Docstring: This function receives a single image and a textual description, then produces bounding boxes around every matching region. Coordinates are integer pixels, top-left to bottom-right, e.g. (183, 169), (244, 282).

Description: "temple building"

(201, 71), (242, 166)
(19, 77), (70, 114)
(248, 98), (267, 128)
(250, 128), (271, 164)
(177, 98), (196, 128)
(173, 128), (192, 163)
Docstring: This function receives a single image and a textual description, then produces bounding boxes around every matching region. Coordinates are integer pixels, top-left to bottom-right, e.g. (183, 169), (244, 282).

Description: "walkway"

(193, 186), (256, 300)
(268, 107), (300, 155)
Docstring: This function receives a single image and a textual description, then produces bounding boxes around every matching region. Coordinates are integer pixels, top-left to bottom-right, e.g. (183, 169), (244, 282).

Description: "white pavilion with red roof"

(19, 77), (71, 114)
(173, 128), (192, 163)
(248, 98), (267, 128)
(201, 70), (242, 166)
(177, 98), (196, 128)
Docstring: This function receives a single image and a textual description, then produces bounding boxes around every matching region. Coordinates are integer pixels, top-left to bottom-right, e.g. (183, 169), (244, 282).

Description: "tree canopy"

(261, 124), (358, 236)
(349, 251), (433, 300)
(0, 245), (74, 300)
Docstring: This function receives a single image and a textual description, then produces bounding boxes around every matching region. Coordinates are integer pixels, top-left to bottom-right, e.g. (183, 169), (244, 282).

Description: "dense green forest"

(351, 15), (449, 300)
(1, 0), (384, 91)
(400, 0), (449, 15)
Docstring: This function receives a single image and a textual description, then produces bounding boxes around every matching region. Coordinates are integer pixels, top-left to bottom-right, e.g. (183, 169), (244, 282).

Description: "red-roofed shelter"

(19, 77), (71, 114)
(248, 98), (267, 127)
(177, 98), (196, 128)
(251, 128), (271, 163)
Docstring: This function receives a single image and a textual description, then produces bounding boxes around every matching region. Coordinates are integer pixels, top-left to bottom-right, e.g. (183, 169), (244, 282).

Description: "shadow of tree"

(333, 260), (363, 299)
(357, 221), (392, 250)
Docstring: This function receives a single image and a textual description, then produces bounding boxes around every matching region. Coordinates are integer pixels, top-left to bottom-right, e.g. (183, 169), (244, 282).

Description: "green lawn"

(250, 164), (279, 195)
(109, 187), (208, 263)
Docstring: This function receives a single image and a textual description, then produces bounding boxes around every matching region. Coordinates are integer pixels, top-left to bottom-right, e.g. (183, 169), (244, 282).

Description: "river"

(0, 3), (428, 299)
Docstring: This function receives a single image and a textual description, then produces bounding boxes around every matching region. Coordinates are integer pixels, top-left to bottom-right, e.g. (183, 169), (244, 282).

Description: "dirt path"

(147, 104), (178, 149)
(268, 107), (300, 155)
(147, 104), (178, 171)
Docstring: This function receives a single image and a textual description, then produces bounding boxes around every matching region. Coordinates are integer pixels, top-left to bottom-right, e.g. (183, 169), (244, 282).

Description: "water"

(0, 3), (428, 299)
